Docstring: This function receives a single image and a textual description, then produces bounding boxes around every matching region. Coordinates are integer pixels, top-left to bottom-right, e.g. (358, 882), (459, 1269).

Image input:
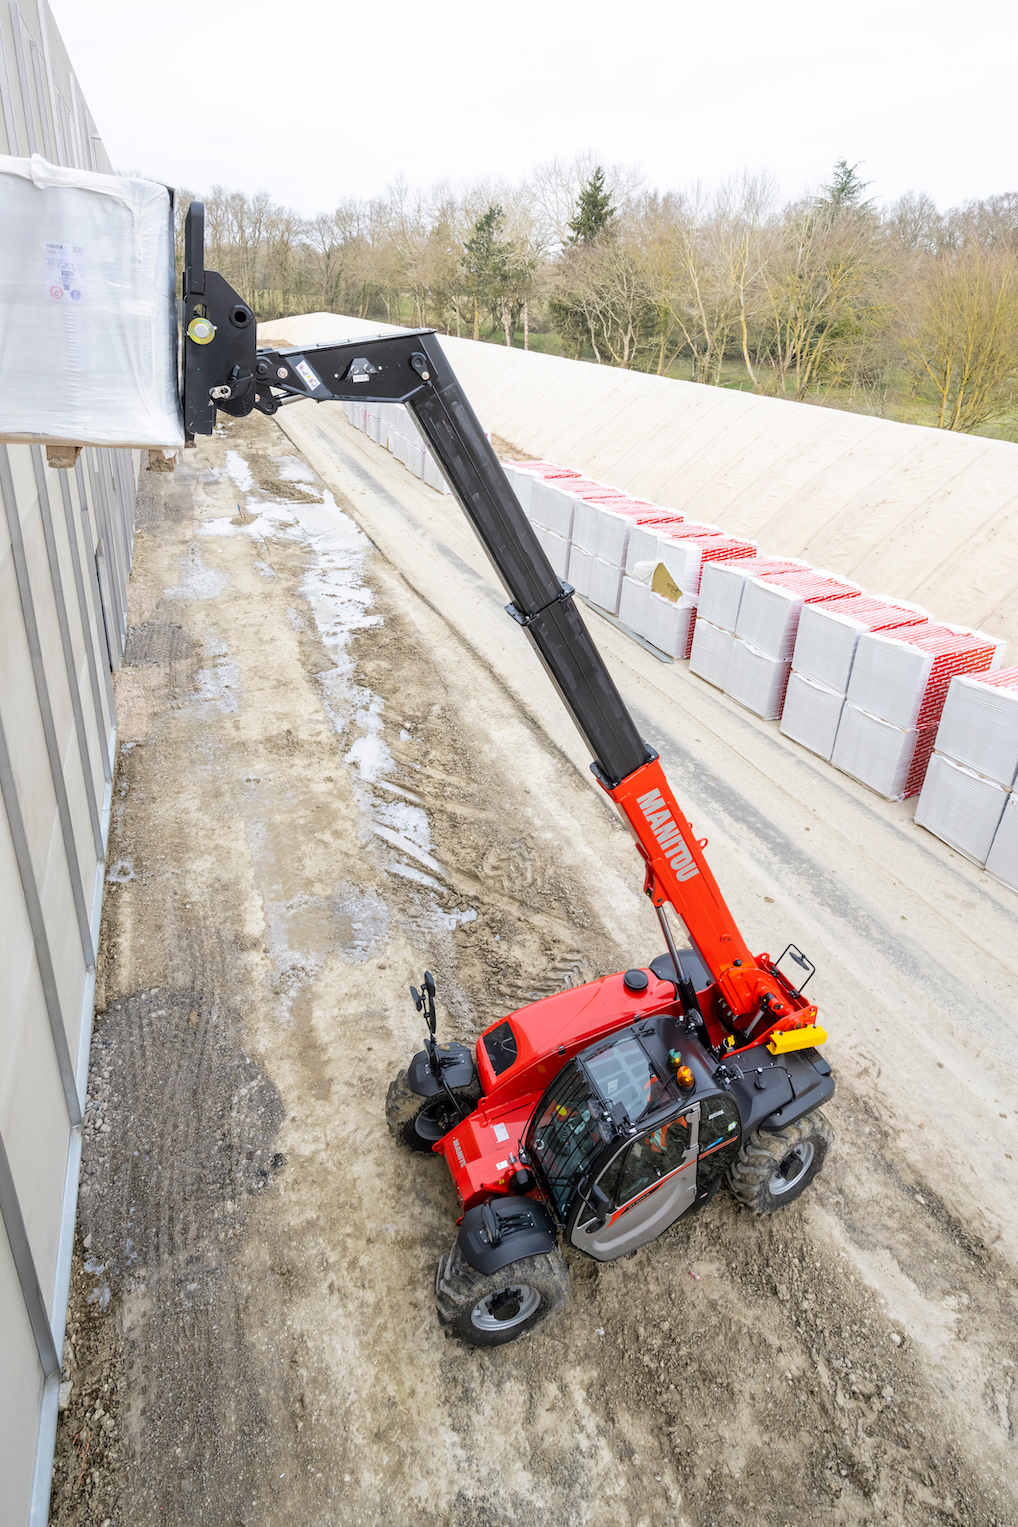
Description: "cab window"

(615, 1113), (693, 1207)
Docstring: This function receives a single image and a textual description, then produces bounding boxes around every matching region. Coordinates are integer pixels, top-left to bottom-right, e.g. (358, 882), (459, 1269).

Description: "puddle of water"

(106, 858), (136, 884)
(212, 451), (477, 971)
(165, 542), (229, 602)
(192, 627), (241, 714)
(224, 449), (255, 492)
(271, 454), (318, 484)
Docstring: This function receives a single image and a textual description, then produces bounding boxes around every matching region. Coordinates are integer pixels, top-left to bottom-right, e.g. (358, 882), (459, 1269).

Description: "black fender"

(407, 1042), (475, 1100)
(728, 1048), (834, 1135)
(458, 1197), (558, 1275)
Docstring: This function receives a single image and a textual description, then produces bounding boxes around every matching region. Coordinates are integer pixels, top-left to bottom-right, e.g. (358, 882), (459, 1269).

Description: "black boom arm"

(181, 202), (651, 788)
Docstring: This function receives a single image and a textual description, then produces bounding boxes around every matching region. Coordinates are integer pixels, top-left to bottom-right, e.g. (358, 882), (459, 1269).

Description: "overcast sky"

(49, 0), (1018, 216)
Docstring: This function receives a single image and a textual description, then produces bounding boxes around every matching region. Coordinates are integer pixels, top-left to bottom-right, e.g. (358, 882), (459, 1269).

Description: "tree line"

(176, 156), (1018, 435)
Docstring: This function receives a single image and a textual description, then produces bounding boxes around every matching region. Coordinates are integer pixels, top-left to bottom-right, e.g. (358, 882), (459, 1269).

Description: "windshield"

(583, 1036), (676, 1123)
(526, 1062), (611, 1220)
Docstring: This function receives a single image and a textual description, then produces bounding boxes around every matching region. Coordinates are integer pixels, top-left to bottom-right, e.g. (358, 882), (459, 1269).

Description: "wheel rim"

(470, 1284), (541, 1332)
(769, 1141), (815, 1196)
(414, 1101), (458, 1143)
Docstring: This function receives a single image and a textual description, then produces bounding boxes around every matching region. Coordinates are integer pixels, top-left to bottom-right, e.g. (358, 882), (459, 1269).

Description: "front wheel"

(727, 1110), (833, 1213)
(385, 1067), (480, 1153)
(434, 1242), (570, 1347)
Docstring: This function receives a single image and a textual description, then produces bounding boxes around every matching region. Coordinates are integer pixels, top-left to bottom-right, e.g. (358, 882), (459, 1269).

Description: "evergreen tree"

(461, 205), (511, 339)
(817, 159), (873, 214)
(567, 166), (616, 244)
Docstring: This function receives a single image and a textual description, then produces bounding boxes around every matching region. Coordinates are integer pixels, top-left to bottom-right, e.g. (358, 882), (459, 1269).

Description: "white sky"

(49, 0), (1018, 216)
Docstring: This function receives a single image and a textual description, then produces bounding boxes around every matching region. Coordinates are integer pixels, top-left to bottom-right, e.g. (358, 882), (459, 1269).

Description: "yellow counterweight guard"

(767, 1024), (828, 1054)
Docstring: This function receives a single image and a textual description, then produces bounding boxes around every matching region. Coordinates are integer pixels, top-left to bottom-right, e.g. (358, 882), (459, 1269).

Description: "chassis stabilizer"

(457, 1198), (558, 1275)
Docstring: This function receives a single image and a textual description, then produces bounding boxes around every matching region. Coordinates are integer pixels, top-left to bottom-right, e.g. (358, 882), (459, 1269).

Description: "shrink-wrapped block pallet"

(633, 528), (758, 596)
(725, 640), (792, 720)
(573, 499), (663, 566)
(831, 705), (938, 800)
(0, 155), (182, 448)
(736, 571), (862, 663)
(689, 618), (734, 690)
(504, 461), (579, 514)
(986, 794), (1018, 891)
(697, 557), (809, 634)
(618, 577), (697, 659)
(570, 546), (623, 614)
(846, 624), (1003, 731)
(930, 667), (1018, 786)
(534, 523), (570, 580)
(624, 516), (687, 570)
(914, 753), (1010, 864)
(791, 595), (929, 693)
(779, 671), (846, 759)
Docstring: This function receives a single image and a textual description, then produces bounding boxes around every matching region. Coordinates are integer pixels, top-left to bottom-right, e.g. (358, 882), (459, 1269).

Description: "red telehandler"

(182, 203), (834, 1346)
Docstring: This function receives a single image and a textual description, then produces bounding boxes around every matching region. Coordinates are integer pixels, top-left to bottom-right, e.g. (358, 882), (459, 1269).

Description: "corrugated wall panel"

(0, 6), (136, 1523)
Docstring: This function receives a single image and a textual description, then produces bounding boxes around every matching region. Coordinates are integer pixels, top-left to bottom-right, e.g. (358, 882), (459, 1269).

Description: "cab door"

(571, 1104), (700, 1262)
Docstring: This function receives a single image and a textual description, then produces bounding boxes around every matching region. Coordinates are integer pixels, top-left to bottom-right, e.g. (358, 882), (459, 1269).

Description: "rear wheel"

(385, 1067), (480, 1153)
(434, 1242), (570, 1347)
(727, 1110), (833, 1213)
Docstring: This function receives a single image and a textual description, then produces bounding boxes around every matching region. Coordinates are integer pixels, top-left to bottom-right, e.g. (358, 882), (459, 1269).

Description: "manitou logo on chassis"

(636, 787), (700, 883)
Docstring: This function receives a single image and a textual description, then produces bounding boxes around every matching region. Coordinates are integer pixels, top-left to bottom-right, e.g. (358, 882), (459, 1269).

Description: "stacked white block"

(573, 498), (661, 566)
(779, 672), (847, 758)
(727, 571), (861, 721)
(569, 546), (622, 614)
(914, 668), (1018, 865)
(834, 623), (1003, 799)
(503, 462), (580, 513)
(618, 576), (697, 659)
(534, 523), (571, 580)
(781, 595), (930, 759)
(689, 619), (735, 690)
(929, 668), (1018, 786)
(697, 556), (809, 635)
(914, 754), (1011, 863)
(725, 638), (795, 720)
(986, 794), (1018, 890)
(790, 595), (929, 692)
(831, 705), (939, 800)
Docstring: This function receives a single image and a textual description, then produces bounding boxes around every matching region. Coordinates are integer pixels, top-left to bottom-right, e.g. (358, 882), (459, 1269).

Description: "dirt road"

(50, 408), (1018, 1527)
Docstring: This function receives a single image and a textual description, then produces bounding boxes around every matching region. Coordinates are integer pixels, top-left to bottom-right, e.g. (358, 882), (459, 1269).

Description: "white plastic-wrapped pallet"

(645, 593), (696, 660)
(985, 793), (1018, 891)
(572, 500), (630, 564)
(0, 154), (181, 447)
(619, 576), (650, 636)
(689, 618), (735, 690)
(914, 753), (1010, 864)
(831, 704), (937, 800)
(725, 639), (791, 720)
(847, 623), (1003, 730)
(534, 523), (571, 580)
(624, 517), (686, 571)
(568, 545), (592, 599)
(530, 478), (578, 537)
(779, 672), (846, 760)
(697, 557), (809, 634)
(585, 556), (624, 614)
(930, 669), (1018, 787)
(791, 596), (928, 693)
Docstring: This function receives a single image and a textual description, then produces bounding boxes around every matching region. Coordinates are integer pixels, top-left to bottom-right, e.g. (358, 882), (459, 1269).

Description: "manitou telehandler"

(182, 203), (835, 1347)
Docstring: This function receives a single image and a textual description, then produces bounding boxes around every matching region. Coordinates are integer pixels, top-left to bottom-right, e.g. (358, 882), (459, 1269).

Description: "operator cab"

(524, 1019), (740, 1263)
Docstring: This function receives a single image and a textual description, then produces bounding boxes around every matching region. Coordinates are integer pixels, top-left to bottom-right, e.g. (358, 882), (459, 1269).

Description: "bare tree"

(901, 244), (1018, 430)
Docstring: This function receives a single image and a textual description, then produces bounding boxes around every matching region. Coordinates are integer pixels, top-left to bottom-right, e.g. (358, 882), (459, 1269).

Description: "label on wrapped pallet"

(651, 563), (681, 602)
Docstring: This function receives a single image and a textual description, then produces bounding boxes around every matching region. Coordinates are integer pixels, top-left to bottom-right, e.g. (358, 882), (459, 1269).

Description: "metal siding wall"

(0, 6), (136, 1522)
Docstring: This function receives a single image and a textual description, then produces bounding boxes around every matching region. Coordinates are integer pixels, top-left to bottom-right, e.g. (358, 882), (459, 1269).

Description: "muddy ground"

(49, 412), (1018, 1527)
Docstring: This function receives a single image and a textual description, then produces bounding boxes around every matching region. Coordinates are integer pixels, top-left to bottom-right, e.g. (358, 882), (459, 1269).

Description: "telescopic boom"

(181, 202), (819, 1053)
